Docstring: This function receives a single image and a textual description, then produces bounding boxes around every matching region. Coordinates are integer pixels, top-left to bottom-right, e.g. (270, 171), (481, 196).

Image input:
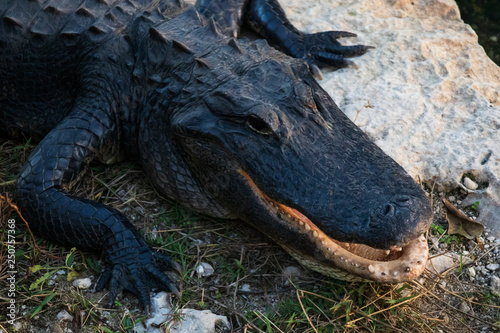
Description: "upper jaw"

(279, 189), (433, 250)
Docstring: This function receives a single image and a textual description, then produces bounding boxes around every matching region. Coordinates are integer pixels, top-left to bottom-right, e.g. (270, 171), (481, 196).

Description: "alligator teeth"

(312, 231), (318, 238)
(345, 243), (350, 248)
(385, 250), (391, 255)
(368, 264), (375, 273)
(305, 224), (311, 231)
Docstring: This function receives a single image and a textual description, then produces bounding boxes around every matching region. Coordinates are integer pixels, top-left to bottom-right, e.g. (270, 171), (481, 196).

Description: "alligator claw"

(346, 59), (359, 70)
(297, 30), (373, 72)
(95, 246), (181, 311)
(308, 63), (323, 80)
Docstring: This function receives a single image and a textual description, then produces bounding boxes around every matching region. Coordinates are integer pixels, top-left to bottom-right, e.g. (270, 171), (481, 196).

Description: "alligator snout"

(374, 195), (413, 218)
(367, 193), (432, 249)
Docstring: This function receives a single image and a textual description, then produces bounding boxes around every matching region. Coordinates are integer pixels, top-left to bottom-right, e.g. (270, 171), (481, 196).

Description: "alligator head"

(141, 11), (433, 282)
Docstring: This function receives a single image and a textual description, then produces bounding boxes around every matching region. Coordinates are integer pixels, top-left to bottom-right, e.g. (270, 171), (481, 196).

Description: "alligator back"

(0, 0), (185, 140)
(0, 0), (186, 45)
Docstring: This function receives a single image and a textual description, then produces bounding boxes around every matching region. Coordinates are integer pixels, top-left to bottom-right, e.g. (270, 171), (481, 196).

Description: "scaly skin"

(0, 0), (432, 310)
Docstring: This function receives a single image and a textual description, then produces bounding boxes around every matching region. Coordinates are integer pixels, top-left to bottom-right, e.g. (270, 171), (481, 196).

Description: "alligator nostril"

(391, 194), (412, 207)
(383, 203), (395, 216)
(371, 202), (396, 221)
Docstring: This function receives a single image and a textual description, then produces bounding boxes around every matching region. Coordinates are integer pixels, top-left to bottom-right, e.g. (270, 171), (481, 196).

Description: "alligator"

(0, 0), (432, 310)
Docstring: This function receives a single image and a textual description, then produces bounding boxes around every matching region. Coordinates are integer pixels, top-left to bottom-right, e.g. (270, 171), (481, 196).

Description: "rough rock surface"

(281, 0), (500, 236)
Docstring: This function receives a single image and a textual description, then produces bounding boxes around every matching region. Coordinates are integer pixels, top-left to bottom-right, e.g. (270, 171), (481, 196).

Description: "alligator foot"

(95, 246), (181, 314)
(296, 31), (374, 78)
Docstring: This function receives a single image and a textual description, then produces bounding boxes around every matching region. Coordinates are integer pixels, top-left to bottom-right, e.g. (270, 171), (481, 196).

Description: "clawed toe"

(300, 30), (373, 73)
(95, 247), (181, 311)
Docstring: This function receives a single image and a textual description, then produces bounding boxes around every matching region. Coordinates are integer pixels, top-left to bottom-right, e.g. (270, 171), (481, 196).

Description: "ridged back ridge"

(0, 0), (182, 46)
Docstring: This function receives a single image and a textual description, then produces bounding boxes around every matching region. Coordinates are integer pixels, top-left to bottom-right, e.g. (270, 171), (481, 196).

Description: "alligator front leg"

(196, 0), (372, 76)
(15, 95), (180, 313)
(245, 0), (373, 74)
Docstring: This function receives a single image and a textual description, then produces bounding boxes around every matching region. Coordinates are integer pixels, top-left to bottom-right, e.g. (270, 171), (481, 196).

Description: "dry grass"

(0, 138), (499, 333)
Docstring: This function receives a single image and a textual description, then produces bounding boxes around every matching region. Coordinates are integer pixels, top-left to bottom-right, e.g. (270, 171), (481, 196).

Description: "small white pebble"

(467, 267), (476, 280)
(491, 276), (500, 293)
(240, 284), (251, 292)
(463, 177), (478, 190)
(72, 278), (92, 289)
(486, 264), (499, 271)
(196, 262), (215, 277)
(283, 266), (301, 278)
(459, 302), (471, 313)
(57, 310), (74, 322)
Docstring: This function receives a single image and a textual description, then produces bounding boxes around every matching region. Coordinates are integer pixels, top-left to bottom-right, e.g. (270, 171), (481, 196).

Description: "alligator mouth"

(238, 169), (429, 282)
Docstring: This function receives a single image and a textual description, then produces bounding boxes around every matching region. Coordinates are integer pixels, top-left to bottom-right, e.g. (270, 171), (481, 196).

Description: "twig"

(253, 310), (285, 333)
(0, 179), (16, 186)
(296, 289), (319, 333)
(0, 194), (39, 252)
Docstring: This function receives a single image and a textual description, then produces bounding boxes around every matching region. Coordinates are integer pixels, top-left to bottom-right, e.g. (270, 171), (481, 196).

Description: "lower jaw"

(275, 206), (429, 283)
(282, 234), (428, 282)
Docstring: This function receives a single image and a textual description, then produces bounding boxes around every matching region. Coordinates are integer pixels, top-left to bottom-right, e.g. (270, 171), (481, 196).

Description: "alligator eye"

(246, 115), (273, 135)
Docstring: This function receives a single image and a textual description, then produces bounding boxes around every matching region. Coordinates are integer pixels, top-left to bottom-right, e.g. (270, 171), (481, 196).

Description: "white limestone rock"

(280, 0), (500, 237)
(133, 292), (230, 333)
(426, 253), (456, 275)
